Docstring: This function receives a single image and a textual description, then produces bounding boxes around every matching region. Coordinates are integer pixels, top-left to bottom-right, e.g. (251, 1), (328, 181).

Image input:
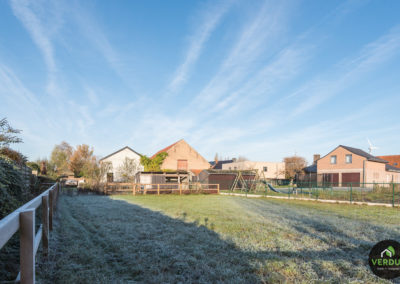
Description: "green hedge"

(0, 156), (31, 219)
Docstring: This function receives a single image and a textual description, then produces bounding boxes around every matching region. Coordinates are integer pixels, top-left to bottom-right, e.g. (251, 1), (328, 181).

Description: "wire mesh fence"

(223, 182), (400, 207)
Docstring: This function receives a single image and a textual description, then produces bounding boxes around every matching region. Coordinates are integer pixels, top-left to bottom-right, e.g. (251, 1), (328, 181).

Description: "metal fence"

(226, 182), (400, 207)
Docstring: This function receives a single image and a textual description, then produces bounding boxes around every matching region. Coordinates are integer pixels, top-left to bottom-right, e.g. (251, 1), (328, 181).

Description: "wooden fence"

(0, 182), (60, 284)
(105, 183), (220, 195)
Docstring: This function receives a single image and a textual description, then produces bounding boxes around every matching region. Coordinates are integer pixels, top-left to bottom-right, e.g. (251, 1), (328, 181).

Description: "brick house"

(317, 145), (400, 186)
(151, 139), (210, 174)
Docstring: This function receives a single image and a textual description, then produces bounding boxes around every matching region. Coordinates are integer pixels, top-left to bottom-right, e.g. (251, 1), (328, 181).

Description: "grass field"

(37, 194), (400, 283)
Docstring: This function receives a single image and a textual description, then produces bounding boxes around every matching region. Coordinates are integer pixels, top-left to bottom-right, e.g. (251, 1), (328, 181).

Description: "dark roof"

(386, 164), (400, 173)
(339, 145), (388, 163)
(99, 146), (142, 161)
(200, 169), (256, 175)
(209, 160), (234, 169)
(303, 164), (317, 173)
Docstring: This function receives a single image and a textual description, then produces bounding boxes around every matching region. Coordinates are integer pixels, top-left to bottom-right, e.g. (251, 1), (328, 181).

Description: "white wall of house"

(100, 147), (143, 182)
(222, 161), (285, 179)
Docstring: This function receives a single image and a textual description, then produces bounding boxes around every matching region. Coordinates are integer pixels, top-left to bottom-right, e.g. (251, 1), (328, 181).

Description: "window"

(263, 166), (268, 172)
(229, 167), (232, 170)
(177, 159), (188, 171)
(330, 155), (337, 164)
(345, 154), (352, 164)
(395, 163), (398, 166)
(234, 166), (237, 170)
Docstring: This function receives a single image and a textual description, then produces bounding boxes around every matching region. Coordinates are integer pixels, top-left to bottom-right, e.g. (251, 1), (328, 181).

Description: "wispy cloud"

(191, 0), (290, 108)
(289, 26), (400, 117)
(10, 0), (61, 96)
(167, 0), (232, 95)
(69, 2), (137, 92)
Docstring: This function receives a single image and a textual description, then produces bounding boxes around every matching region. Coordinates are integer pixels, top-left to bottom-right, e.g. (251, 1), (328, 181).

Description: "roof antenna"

(367, 138), (378, 154)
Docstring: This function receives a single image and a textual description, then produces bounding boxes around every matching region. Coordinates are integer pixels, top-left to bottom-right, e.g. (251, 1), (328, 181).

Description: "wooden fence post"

(132, 183), (135, 195)
(54, 184), (58, 210)
(57, 182), (60, 202)
(49, 190), (54, 231)
(42, 195), (49, 257)
(217, 184), (220, 194)
(20, 209), (35, 284)
(179, 184), (182, 195)
(157, 184), (160, 195)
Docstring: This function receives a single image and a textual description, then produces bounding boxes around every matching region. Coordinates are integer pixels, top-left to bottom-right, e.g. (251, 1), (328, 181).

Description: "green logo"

(369, 240), (400, 279)
(381, 245), (396, 258)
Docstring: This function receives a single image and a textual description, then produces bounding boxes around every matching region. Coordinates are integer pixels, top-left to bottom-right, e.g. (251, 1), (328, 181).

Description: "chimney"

(313, 154), (320, 164)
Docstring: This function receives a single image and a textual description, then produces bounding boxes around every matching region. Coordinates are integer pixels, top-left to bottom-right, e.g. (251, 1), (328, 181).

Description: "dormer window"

(330, 155), (337, 164)
(345, 154), (352, 164)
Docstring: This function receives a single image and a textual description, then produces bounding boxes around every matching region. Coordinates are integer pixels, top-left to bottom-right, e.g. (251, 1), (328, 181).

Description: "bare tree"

(50, 141), (73, 175)
(282, 156), (307, 183)
(117, 157), (140, 182)
(87, 160), (113, 191)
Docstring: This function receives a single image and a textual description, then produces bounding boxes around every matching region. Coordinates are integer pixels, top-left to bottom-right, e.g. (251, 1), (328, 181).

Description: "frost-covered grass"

(38, 194), (400, 283)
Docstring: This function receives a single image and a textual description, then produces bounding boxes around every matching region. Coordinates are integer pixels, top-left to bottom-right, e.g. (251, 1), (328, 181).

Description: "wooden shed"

(135, 171), (191, 184)
(198, 170), (256, 190)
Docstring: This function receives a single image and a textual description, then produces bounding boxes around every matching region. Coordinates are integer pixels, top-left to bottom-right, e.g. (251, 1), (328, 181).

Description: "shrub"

(0, 156), (31, 219)
(0, 147), (27, 166)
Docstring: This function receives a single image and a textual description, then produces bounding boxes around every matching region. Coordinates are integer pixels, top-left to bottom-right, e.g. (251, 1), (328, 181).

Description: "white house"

(221, 161), (285, 180)
(99, 146), (143, 182)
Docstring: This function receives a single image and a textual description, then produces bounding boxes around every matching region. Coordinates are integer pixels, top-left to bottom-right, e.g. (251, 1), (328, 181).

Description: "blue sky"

(1, 0), (399, 164)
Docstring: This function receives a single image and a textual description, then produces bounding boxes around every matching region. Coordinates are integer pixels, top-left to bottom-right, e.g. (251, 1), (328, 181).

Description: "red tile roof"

(150, 140), (181, 159)
(377, 155), (400, 167)
(190, 169), (203, 176)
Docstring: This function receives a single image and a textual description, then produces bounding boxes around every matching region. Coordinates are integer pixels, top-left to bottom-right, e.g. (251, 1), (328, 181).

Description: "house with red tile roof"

(152, 139), (210, 173)
(376, 155), (400, 168)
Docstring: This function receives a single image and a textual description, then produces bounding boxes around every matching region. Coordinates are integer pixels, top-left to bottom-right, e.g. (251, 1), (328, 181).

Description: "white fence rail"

(0, 182), (60, 284)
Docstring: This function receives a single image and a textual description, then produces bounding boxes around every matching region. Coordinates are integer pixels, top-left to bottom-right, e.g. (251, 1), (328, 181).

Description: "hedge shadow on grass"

(37, 195), (260, 283)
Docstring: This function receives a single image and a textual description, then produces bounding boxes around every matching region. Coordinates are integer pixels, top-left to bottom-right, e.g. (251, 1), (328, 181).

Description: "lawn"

(37, 194), (400, 283)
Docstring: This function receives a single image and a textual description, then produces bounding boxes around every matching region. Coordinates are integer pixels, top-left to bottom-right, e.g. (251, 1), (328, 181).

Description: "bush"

(0, 147), (27, 166)
(0, 156), (31, 219)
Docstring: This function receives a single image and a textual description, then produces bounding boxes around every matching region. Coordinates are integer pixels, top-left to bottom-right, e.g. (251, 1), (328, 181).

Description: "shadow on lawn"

(38, 195), (259, 283)
(39, 195), (400, 283)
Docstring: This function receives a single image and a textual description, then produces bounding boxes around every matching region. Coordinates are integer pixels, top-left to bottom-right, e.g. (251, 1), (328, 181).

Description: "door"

(107, 173), (114, 182)
(177, 159), (188, 171)
(342, 173), (360, 187)
(332, 173), (339, 187)
(323, 173), (339, 186)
